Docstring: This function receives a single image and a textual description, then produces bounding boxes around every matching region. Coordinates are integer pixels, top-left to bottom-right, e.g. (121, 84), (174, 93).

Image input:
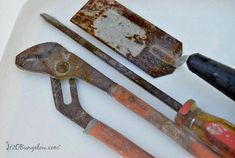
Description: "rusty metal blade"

(71, 0), (183, 78)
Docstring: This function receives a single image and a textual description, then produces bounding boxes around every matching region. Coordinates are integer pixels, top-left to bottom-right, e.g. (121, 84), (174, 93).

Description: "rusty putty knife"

(70, 0), (235, 102)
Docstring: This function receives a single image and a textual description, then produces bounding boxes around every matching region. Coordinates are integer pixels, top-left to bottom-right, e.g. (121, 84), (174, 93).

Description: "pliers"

(15, 42), (219, 158)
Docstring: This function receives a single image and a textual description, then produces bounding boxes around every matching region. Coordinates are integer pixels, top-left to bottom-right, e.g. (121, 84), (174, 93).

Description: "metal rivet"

(56, 61), (70, 74)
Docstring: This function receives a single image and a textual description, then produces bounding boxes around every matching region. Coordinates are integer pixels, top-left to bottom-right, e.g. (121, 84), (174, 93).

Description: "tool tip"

(40, 13), (60, 25)
(40, 13), (50, 19)
(173, 55), (189, 68)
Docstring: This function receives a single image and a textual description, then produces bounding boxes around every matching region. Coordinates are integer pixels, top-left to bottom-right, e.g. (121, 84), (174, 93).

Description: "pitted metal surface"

(51, 78), (93, 129)
(71, 0), (183, 77)
(16, 42), (115, 92)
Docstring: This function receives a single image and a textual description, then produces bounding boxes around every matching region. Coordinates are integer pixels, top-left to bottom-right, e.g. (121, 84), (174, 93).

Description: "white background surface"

(0, 0), (27, 61)
(0, 0), (234, 158)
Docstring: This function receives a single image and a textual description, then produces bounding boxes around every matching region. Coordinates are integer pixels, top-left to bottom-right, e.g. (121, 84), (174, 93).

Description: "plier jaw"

(15, 42), (154, 158)
(50, 77), (93, 129)
(16, 42), (115, 91)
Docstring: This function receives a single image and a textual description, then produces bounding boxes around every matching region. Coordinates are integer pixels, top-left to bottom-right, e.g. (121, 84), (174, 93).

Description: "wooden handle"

(85, 119), (154, 158)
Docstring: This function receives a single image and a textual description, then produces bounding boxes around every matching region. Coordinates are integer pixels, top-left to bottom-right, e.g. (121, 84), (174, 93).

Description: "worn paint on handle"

(110, 85), (220, 158)
(176, 100), (235, 158)
(85, 119), (154, 158)
(188, 136), (220, 158)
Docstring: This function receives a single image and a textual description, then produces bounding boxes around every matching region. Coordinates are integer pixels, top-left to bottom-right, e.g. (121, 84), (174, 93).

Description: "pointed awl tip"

(40, 13), (51, 20)
(40, 13), (58, 23)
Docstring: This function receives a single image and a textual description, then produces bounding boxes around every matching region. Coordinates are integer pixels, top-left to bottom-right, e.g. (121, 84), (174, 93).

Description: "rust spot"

(125, 34), (145, 45)
(116, 45), (121, 49)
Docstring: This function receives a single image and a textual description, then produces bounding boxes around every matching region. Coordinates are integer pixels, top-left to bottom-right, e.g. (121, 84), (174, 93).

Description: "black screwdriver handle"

(187, 53), (235, 101)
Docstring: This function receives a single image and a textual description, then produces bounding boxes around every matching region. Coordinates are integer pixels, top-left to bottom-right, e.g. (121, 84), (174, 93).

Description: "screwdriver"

(40, 13), (235, 157)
